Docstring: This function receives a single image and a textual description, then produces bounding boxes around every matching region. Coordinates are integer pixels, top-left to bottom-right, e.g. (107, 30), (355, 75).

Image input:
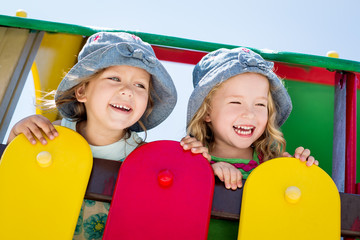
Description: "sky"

(1, 0), (360, 143)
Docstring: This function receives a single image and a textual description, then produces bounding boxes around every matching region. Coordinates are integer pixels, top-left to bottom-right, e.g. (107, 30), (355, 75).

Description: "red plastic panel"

(103, 140), (214, 240)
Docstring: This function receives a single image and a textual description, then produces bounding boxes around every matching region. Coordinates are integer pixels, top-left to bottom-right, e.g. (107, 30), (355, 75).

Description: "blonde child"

(187, 47), (318, 191)
(7, 32), (208, 240)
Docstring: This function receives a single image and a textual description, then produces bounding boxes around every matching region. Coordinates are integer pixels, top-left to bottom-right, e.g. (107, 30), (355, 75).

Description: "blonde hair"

(39, 68), (155, 138)
(187, 80), (286, 161)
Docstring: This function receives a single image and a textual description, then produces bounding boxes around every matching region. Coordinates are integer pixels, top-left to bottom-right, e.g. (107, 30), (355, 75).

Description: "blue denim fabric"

(55, 32), (177, 132)
(187, 47), (292, 127)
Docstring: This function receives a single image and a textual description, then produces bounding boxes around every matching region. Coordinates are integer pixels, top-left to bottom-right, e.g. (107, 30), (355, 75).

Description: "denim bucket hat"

(187, 47), (292, 127)
(55, 32), (177, 132)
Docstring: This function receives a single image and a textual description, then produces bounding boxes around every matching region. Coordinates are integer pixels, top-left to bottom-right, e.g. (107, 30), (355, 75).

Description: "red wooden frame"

(153, 46), (360, 87)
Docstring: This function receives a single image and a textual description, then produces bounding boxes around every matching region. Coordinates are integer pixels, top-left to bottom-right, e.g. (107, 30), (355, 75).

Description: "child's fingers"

(190, 146), (209, 154)
(237, 171), (243, 188)
(188, 142), (206, 151)
(180, 136), (209, 161)
(202, 152), (211, 162)
(222, 167), (232, 189)
(212, 163), (241, 190)
(212, 165), (224, 182)
(292, 146), (318, 166)
(180, 137), (202, 150)
(299, 149), (311, 162)
(190, 146), (211, 161)
(12, 122), (40, 145)
(293, 146), (305, 159)
(282, 152), (292, 158)
(34, 119), (58, 140)
(216, 171), (224, 182)
(11, 115), (58, 145)
(180, 135), (191, 146)
(180, 135), (195, 144)
(25, 123), (48, 145)
(20, 127), (38, 145)
(305, 156), (317, 167)
(230, 169), (238, 190)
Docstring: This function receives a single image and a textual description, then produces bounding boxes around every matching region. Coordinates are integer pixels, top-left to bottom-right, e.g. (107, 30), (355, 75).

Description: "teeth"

(234, 125), (254, 135)
(111, 104), (130, 111)
(234, 128), (252, 135)
(234, 125), (254, 130)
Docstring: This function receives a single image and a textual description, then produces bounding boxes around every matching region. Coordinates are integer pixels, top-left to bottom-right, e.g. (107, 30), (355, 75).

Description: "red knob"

(158, 170), (174, 188)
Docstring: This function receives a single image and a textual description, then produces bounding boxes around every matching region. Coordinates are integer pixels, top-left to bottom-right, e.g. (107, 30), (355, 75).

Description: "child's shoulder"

(53, 119), (62, 125)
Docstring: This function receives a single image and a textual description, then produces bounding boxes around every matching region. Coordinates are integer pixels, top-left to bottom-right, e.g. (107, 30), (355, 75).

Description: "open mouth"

(110, 103), (132, 112)
(233, 125), (255, 136)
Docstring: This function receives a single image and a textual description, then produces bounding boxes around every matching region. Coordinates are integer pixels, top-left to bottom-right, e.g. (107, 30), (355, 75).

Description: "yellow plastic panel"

(34, 32), (84, 120)
(238, 157), (340, 240)
(0, 126), (93, 240)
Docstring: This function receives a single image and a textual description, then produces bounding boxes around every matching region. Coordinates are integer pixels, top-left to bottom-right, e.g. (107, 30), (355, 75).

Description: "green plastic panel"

(282, 80), (360, 182)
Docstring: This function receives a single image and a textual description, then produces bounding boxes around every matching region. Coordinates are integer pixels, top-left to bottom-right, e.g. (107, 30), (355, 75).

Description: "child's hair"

(186, 47), (292, 161)
(47, 31), (177, 133)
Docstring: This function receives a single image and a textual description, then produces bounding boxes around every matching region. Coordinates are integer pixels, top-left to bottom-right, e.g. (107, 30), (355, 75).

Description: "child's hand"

(180, 135), (211, 161)
(7, 115), (58, 145)
(212, 162), (243, 190)
(283, 146), (319, 167)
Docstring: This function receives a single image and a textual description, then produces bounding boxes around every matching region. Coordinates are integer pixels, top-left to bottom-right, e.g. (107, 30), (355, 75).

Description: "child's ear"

(75, 84), (87, 103)
(204, 112), (211, 123)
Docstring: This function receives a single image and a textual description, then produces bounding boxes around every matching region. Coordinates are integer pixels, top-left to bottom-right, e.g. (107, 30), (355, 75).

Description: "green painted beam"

(1, 14), (360, 73)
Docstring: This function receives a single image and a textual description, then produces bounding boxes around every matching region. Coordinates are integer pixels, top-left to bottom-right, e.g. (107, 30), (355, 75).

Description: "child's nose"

(119, 85), (133, 97)
(241, 107), (255, 119)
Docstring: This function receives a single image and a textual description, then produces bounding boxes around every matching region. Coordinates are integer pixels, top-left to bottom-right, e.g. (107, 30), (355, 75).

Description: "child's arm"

(283, 146), (319, 167)
(180, 135), (211, 161)
(7, 114), (59, 145)
(212, 162), (243, 190)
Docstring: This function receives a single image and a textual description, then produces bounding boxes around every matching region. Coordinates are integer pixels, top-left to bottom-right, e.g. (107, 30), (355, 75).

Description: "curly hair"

(187, 80), (286, 161)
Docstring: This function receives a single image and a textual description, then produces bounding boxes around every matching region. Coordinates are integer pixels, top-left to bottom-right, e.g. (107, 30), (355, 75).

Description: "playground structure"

(0, 11), (359, 239)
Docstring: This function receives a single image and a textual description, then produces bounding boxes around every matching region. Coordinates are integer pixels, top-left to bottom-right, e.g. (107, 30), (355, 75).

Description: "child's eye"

(135, 83), (146, 89)
(256, 103), (266, 107)
(230, 101), (241, 104)
(109, 77), (120, 82)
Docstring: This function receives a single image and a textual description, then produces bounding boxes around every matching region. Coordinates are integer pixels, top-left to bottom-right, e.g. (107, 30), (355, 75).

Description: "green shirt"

(211, 151), (260, 179)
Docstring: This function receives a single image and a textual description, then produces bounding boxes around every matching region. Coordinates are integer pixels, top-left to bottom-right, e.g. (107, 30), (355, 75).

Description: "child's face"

(76, 65), (150, 132)
(205, 72), (269, 155)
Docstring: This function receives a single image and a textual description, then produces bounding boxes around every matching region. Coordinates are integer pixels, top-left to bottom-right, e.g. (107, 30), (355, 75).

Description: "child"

(7, 32), (208, 240)
(186, 47), (318, 191)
